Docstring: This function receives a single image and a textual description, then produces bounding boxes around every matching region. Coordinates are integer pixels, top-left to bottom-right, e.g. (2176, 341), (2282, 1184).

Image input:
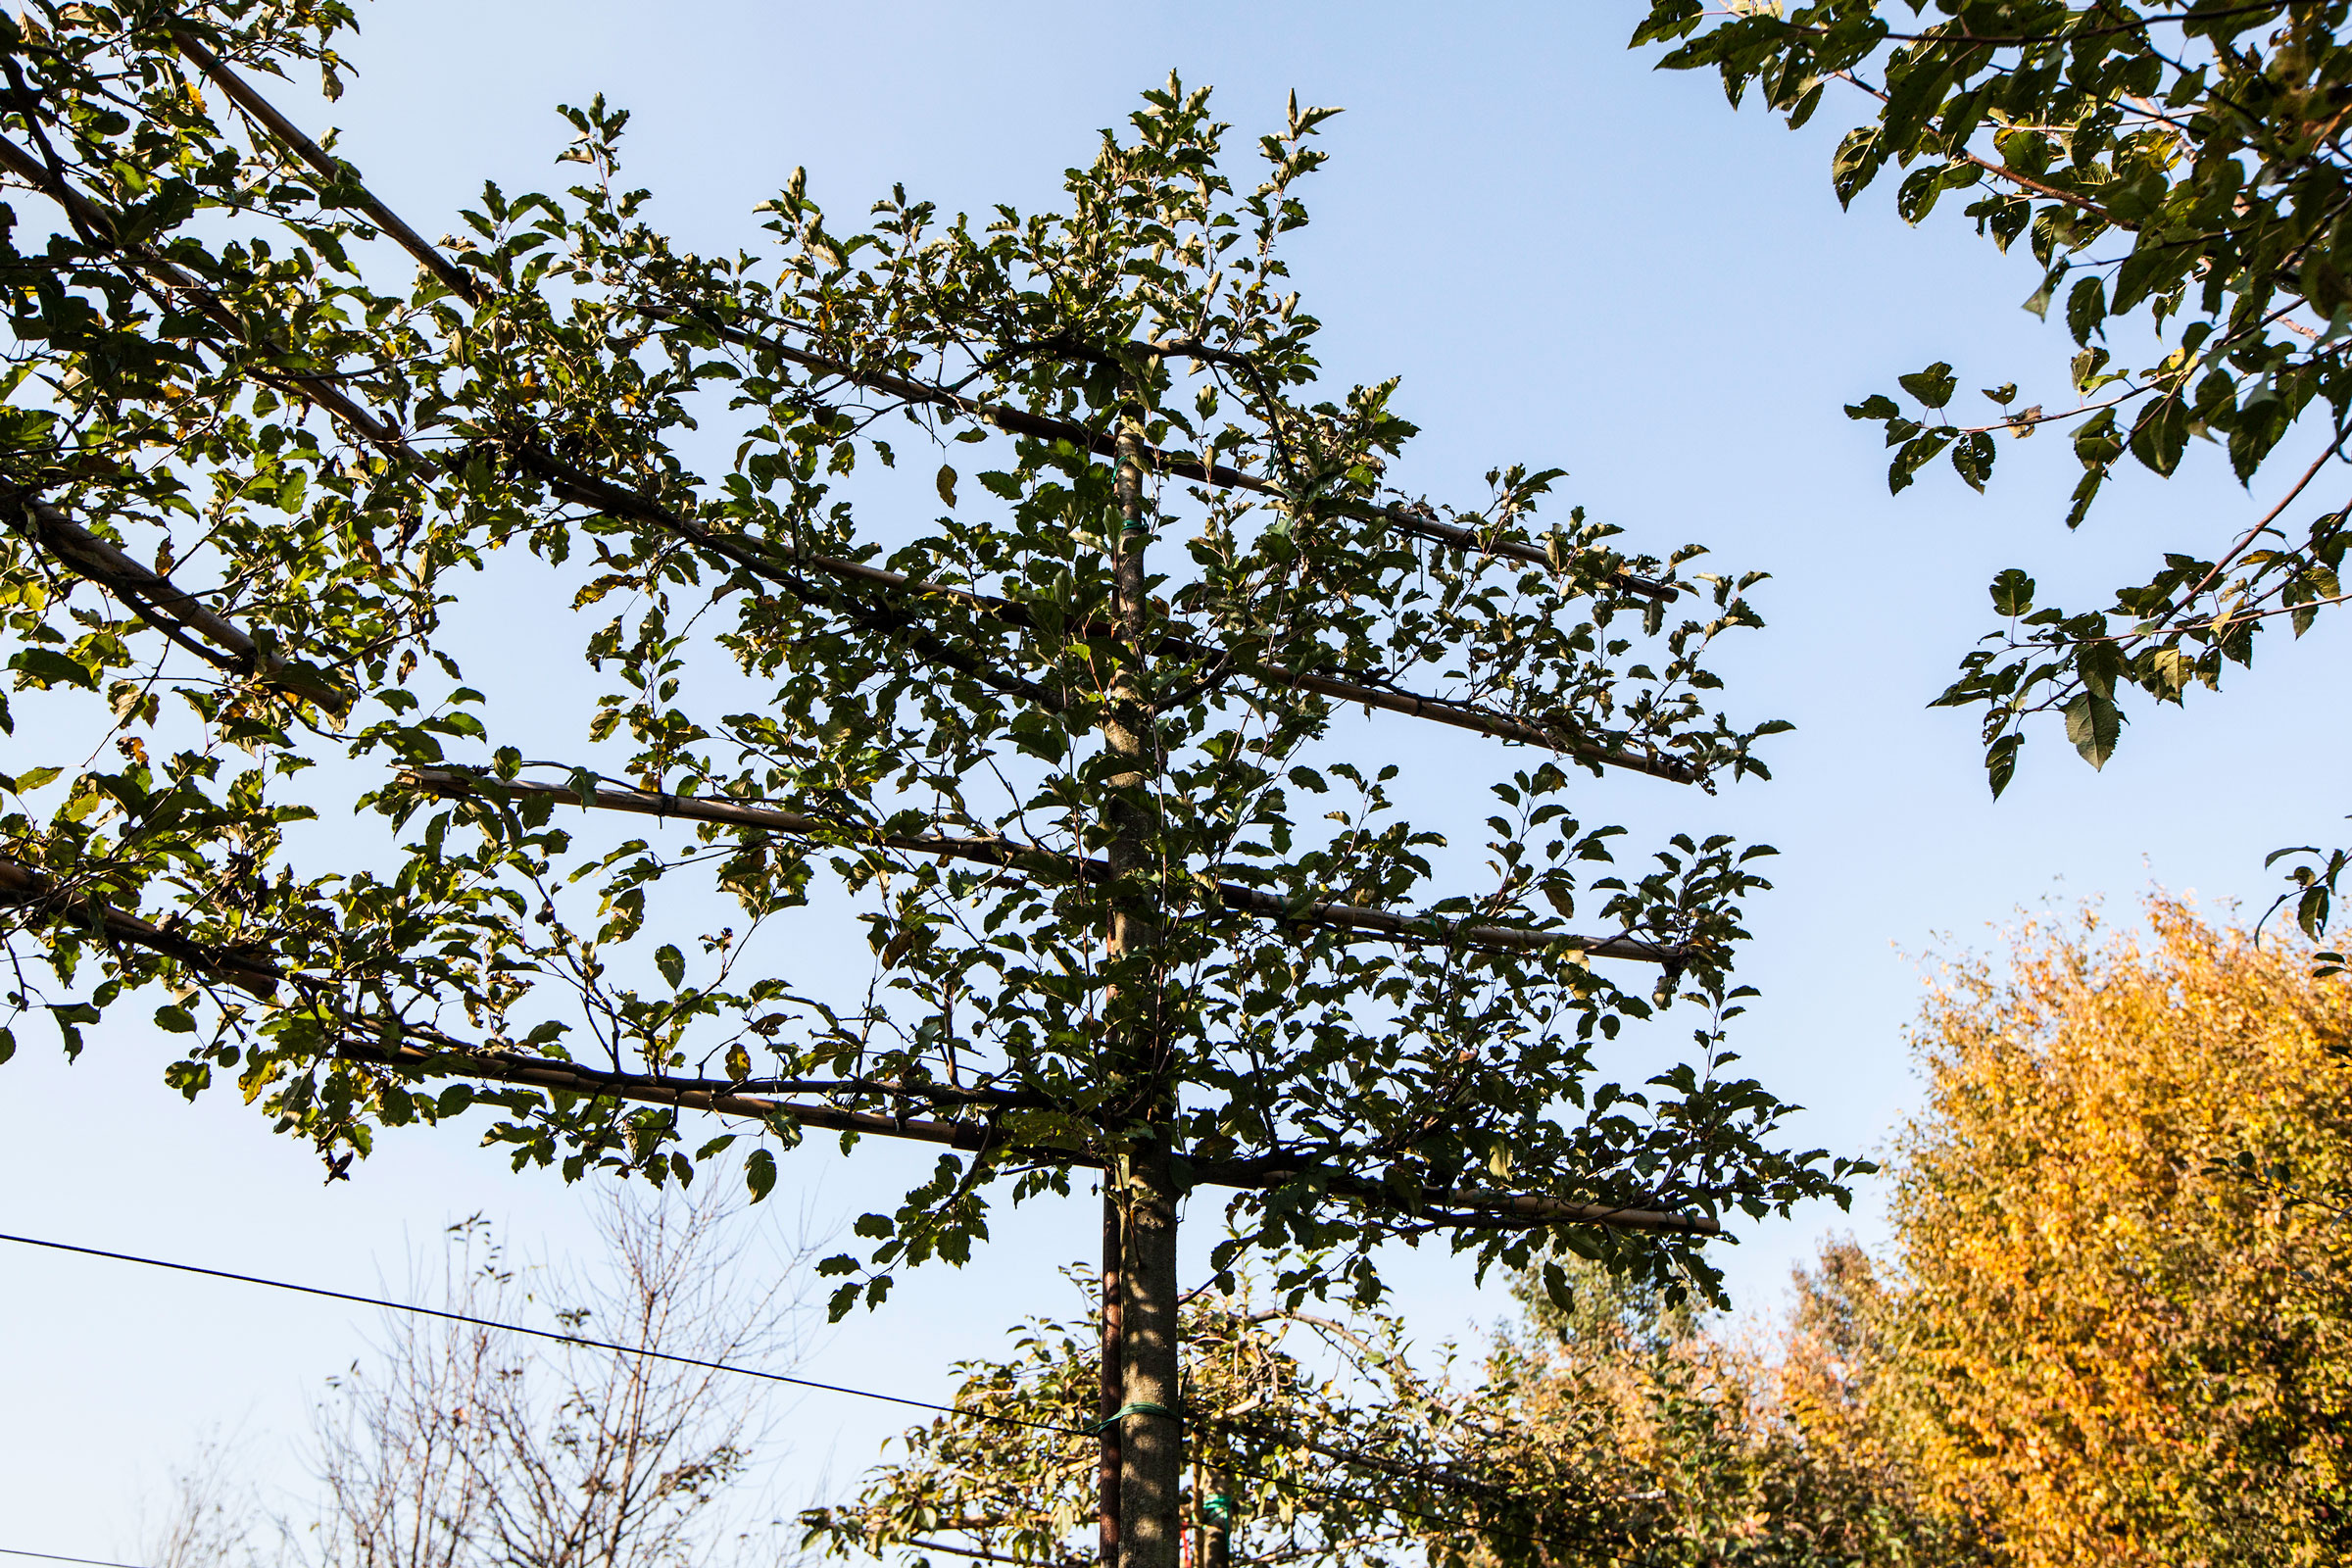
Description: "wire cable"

(0, 1230), (1083, 1438)
(1, 1549), (151, 1568)
(2, 1231), (1641, 1566)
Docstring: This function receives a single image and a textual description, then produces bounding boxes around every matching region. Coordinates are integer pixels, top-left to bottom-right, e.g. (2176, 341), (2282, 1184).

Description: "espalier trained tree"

(0, 8), (1855, 1566)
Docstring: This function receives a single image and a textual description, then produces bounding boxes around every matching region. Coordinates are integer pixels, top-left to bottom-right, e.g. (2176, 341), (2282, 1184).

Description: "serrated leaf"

(2064, 691), (2122, 768)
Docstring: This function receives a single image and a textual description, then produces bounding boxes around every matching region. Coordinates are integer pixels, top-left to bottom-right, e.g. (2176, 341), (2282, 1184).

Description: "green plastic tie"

(1202, 1493), (1235, 1524)
(1085, 1400), (1181, 1434)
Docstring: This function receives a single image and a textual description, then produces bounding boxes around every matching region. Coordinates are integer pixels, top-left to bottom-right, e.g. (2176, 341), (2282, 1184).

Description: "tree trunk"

(1103, 408), (1180, 1568)
(1118, 1142), (1181, 1568)
(1100, 1189), (1122, 1568)
(1201, 1466), (1233, 1568)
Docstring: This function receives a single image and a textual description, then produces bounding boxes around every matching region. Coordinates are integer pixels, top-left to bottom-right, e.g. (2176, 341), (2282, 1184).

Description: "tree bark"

(1118, 1143), (1182, 1568)
(1103, 407), (1181, 1568)
(1200, 1466), (1232, 1568)
(1100, 1189), (1122, 1568)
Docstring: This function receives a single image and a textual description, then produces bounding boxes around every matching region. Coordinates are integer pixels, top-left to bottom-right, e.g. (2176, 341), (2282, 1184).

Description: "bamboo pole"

(403, 768), (1694, 966)
(332, 1035), (1718, 1235)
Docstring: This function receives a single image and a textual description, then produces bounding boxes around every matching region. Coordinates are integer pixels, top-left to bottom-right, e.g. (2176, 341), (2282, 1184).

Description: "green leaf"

(746, 1147), (777, 1202)
(1897, 363), (1957, 410)
(655, 943), (685, 989)
(1888, 428), (1956, 494)
(2066, 276), (2107, 346)
(1541, 1259), (1574, 1314)
(2076, 638), (2124, 701)
(2072, 408), (2123, 470)
(2064, 691), (2122, 769)
(1831, 124), (1886, 207)
(9, 648), (97, 690)
(2129, 394), (2188, 477)
(1988, 568), (2035, 617)
(2145, 645), (2190, 702)
(2064, 467), (2106, 530)
(935, 465), (957, 508)
(2021, 266), (2065, 319)
(1950, 430), (1996, 492)
(1984, 735), (2022, 800)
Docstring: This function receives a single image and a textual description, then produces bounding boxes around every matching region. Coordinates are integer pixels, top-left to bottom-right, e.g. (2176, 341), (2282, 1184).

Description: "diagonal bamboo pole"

(336, 1034), (1719, 1235)
(0, 868), (1720, 1236)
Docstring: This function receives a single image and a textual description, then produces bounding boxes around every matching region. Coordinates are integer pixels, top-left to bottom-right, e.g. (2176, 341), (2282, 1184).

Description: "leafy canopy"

(1886, 900), (2352, 1563)
(1633, 1), (2352, 956)
(2, 3), (1851, 1320)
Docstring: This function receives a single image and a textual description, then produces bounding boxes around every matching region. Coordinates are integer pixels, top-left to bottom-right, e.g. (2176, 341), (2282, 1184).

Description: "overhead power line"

(0, 1549), (152, 1568)
(0, 1229), (1077, 1436)
(1, 1230), (1640, 1567)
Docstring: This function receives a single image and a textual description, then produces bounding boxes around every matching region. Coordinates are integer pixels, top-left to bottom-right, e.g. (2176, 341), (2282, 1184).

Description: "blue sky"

(7, 3), (2349, 1555)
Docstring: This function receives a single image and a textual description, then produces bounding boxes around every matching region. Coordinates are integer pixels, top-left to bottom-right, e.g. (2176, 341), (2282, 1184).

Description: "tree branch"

(0, 856), (284, 996)
(405, 767), (1694, 966)
(346, 1034), (1720, 1235)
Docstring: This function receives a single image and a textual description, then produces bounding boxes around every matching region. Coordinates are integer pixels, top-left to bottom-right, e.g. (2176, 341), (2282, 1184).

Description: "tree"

(310, 1198), (796, 1568)
(143, 1191), (802, 1568)
(0, 10), (1860, 1568)
(1878, 898), (2352, 1564)
(805, 1251), (1948, 1568)
(1630, 2), (2352, 960)
(818, 900), (2352, 1568)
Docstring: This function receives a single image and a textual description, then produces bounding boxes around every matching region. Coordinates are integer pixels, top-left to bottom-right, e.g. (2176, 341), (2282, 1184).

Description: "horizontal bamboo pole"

(406, 767), (1691, 966)
(0, 857), (1714, 1235)
(348, 1036), (1718, 1235)
(0, 857), (282, 996)
(674, 311), (1676, 598)
(744, 547), (1697, 782)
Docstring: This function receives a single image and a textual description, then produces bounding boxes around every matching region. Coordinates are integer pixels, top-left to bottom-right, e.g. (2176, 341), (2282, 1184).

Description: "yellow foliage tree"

(1886, 899), (2352, 1567)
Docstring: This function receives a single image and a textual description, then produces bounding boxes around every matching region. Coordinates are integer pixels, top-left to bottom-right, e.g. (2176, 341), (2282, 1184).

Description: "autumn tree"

(1630, 2), (2352, 958)
(834, 901), (2352, 1567)
(0, 9), (1860, 1567)
(1879, 899), (2352, 1565)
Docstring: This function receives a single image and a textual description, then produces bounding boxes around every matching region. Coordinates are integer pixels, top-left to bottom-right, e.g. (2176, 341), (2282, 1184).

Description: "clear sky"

(7, 3), (2348, 1557)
